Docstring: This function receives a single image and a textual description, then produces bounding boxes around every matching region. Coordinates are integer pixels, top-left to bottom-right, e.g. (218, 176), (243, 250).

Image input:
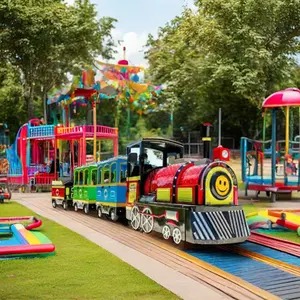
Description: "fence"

(173, 132), (238, 158)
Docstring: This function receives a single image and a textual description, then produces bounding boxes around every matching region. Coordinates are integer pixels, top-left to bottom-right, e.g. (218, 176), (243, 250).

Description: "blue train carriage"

(126, 138), (250, 245)
(95, 156), (127, 221)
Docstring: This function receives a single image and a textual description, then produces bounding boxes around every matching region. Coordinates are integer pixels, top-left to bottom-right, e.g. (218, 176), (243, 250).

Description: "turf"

(0, 201), (179, 300)
(256, 230), (300, 244)
(242, 203), (300, 245)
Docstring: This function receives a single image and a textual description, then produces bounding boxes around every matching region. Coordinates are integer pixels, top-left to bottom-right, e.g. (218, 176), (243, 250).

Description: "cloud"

(108, 29), (150, 68)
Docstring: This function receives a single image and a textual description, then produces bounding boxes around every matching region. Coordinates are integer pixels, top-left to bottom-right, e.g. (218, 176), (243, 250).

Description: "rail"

(33, 173), (57, 185)
(28, 125), (55, 138)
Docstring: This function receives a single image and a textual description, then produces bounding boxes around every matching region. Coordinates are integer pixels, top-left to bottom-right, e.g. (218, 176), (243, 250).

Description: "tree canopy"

(146, 0), (300, 141)
(0, 0), (116, 126)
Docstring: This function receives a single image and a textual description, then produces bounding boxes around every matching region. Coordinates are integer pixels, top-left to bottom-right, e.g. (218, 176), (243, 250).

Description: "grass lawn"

(0, 201), (179, 300)
(242, 203), (300, 245)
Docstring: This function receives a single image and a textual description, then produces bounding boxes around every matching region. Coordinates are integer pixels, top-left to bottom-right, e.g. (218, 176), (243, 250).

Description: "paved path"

(14, 193), (229, 300)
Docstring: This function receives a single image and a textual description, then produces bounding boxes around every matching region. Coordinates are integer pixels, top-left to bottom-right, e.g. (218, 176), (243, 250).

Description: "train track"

(248, 231), (300, 257)
(186, 233), (300, 300)
(16, 195), (279, 300)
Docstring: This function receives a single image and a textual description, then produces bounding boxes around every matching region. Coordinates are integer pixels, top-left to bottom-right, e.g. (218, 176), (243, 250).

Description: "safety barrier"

(28, 125), (54, 138)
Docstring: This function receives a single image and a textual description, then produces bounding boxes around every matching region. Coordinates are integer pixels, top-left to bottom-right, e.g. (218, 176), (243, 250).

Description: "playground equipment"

(241, 88), (300, 201)
(7, 118), (118, 191)
(0, 216), (55, 259)
(246, 210), (300, 237)
(7, 48), (162, 191)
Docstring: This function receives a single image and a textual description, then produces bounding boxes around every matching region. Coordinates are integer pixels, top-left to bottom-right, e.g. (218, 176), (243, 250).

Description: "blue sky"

(67, 0), (195, 66)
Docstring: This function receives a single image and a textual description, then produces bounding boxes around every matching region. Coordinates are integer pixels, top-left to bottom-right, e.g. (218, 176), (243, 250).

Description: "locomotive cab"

(126, 138), (184, 206)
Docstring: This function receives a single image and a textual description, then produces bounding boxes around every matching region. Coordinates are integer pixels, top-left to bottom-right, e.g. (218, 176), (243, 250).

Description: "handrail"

(56, 125), (118, 136)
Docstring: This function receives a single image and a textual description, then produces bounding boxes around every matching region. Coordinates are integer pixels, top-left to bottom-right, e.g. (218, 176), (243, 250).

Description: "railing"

(28, 165), (49, 176)
(57, 125), (118, 136)
(240, 137), (300, 187)
(28, 125), (54, 138)
(33, 173), (57, 185)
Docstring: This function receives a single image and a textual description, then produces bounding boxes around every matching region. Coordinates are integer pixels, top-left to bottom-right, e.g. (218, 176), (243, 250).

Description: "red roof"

(73, 88), (97, 99)
(263, 88), (300, 108)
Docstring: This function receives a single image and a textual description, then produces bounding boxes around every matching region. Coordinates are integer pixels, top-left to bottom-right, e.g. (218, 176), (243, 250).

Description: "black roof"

(127, 137), (183, 149)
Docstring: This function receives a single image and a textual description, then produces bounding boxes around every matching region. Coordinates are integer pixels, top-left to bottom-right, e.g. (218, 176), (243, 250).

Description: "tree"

(0, 63), (26, 137)
(0, 0), (116, 120)
(146, 0), (300, 141)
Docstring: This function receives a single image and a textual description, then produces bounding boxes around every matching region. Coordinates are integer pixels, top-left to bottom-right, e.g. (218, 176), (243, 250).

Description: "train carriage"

(51, 178), (73, 209)
(52, 137), (250, 245)
(73, 165), (97, 213)
(0, 175), (11, 203)
(95, 157), (127, 221)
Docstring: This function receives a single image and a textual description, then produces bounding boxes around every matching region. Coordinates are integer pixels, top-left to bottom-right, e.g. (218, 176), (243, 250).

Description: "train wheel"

(74, 203), (78, 212)
(172, 228), (182, 245)
(110, 209), (119, 222)
(84, 205), (89, 214)
(131, 206), (141, 230)
(162, 225), (171, 240)
(63, 201), (68, 210)
(97, 207), (102, 219)
(52, 200), (57, 208)
(141, 207), (154, 233)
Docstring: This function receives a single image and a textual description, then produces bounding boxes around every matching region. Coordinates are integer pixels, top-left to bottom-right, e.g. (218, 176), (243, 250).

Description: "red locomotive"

(126, 138), (249, 244)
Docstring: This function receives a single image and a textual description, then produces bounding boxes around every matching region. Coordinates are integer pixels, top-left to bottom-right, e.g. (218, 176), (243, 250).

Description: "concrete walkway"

(14, 193), (229, 300)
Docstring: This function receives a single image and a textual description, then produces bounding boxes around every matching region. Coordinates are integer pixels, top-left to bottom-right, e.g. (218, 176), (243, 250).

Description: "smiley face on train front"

(211, 172), (232, 200)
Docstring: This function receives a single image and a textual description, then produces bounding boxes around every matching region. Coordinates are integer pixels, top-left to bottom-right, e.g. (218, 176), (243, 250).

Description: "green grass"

(242, 203), (300, 245)
(0, 201), (179, 300)
(242, 204), (259, 216)
(257, 230), (300, 244)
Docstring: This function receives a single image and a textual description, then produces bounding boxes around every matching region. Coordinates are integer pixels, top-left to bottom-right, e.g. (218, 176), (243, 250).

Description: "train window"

(103, 164), (110, 183)
(74, 170), (78, 185)
(91, 169), (97, 185)
(79, 171), (83, 185)
(120, 163), (127, 182)
(145, 148), (163, 168)
(111, 163), (117, 183)
(97, 167), (102, 184)
(84, 169), (88, 185)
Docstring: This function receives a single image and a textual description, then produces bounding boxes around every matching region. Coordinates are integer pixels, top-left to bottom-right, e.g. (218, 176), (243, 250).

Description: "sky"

(66, 0), (196, 67)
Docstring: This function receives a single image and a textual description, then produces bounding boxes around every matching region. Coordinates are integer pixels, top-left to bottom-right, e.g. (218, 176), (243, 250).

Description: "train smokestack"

(202, 123), (213, 159)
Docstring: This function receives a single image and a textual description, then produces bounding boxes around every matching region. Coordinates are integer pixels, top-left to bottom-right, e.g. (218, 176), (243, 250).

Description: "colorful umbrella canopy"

(47, 59), (164, 115)
(263, 88), (300, 108)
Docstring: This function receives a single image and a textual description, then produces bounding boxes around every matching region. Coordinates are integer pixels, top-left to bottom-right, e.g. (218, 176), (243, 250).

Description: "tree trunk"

(43, 88), (47, 124)
(27, 83), (35, 120)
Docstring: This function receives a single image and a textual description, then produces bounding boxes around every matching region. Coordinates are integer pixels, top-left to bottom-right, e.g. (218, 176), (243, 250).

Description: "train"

(51, 137), (250, 245)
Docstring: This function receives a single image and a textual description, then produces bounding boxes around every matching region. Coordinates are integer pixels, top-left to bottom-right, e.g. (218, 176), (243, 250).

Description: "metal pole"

(93, 101), (97, 162)
(127, 107), (130, 140)
(170, 110), (174, 138)
(262, 112), (266, 152)
(271, 109), (277, 187)
(218, 108), (221, 146)
(285, 106), (290, 154)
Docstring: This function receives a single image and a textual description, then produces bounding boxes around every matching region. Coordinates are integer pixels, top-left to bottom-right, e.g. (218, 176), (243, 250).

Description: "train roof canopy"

(127, 137), (184, 155)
